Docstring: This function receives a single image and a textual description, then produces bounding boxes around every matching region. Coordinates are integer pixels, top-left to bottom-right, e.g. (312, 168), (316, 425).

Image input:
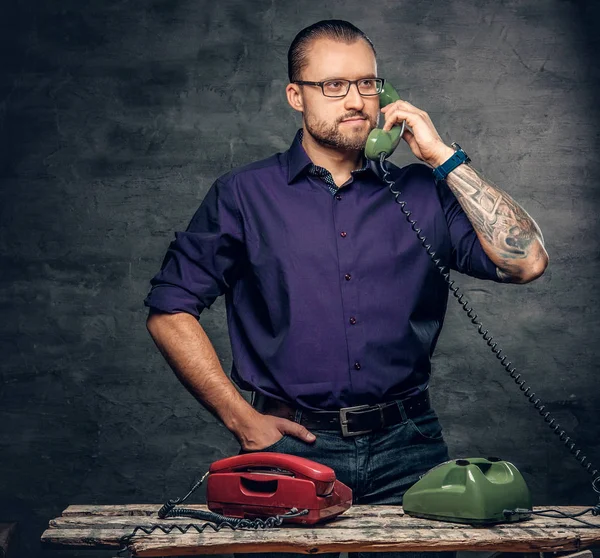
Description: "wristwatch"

(432, 142), (471, 181)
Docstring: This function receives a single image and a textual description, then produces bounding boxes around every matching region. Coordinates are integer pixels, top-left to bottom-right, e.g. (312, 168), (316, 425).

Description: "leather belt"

(253, 390), (431, 437)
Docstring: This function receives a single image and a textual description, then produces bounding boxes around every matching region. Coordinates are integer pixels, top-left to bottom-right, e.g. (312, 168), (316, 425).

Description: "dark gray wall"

(1, 1), (599, 556)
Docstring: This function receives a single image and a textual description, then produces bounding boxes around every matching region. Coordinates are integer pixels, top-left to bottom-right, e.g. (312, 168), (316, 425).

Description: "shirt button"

(344, 274), (352, 281)
(354, 361), (361, 370)
(335, 194), (342, 201)
(340, 231), (347, 237)
(349, 317), (357, 325)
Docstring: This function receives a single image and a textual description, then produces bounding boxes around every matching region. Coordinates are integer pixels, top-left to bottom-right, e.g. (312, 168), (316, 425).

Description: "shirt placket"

(330, 182), (363, 395)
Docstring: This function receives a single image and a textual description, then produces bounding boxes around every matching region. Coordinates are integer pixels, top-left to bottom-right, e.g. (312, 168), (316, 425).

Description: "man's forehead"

(303, 38), (377, 77)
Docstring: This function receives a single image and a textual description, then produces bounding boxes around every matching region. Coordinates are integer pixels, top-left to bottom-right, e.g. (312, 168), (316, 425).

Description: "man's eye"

(359, 79), (376, 89)
(325, 81), (343, 90)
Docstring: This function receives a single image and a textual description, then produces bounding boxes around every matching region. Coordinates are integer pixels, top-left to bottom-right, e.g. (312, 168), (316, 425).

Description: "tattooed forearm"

(444, 163), (547, 281)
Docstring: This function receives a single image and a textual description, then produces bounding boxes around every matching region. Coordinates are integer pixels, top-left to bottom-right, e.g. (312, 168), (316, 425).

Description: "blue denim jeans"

(234, 398), (455, 558)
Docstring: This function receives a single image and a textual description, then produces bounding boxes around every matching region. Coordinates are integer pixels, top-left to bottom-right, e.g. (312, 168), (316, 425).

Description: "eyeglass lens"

(323, 79), (382, 97)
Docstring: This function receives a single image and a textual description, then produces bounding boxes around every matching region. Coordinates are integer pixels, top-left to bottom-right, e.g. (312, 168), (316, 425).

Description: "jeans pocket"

(239, 435), (291, 454)
(407, 409), (444, 442)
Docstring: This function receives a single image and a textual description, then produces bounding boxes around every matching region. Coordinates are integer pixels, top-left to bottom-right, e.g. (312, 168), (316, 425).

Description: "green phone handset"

(364, 83), (405, 161)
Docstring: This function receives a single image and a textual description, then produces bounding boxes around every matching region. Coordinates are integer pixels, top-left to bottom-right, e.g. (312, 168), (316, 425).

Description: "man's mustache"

(337, 112), (371, 123)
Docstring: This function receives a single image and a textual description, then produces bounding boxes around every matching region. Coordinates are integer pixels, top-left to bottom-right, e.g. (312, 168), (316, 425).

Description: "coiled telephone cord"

(504, 505), (600, 527)
(119, 471), (308, 550)
(378, 155), (600, 501)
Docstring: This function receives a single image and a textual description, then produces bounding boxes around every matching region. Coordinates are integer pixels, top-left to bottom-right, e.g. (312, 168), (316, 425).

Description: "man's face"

(297, 38), (380, 151)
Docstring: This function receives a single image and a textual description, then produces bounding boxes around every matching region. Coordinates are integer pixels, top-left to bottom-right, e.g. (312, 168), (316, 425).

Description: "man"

(144, 19), (547, 558)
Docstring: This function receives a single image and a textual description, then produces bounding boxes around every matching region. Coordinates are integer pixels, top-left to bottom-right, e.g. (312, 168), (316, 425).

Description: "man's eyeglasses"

(293, 78), (385, 98)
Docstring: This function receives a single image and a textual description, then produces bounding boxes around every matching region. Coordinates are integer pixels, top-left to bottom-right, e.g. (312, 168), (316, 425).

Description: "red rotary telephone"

(206, 452), (353, 525)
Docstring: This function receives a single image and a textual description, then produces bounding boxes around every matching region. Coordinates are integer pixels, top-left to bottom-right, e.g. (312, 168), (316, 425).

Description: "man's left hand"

(380, 100), (454, 167)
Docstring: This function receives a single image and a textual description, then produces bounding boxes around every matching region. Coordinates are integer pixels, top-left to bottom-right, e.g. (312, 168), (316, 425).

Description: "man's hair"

(287, 20), (376, 82)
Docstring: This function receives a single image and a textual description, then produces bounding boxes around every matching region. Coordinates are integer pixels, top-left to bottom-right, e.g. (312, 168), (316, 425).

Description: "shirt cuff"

(143, 285), (207, 318)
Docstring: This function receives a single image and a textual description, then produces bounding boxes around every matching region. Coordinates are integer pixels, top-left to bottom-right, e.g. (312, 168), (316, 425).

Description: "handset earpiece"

(365, 83), (405, 161)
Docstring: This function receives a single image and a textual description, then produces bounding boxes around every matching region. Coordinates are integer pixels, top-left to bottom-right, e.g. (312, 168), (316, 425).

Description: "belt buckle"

(339, 404), (372, 437)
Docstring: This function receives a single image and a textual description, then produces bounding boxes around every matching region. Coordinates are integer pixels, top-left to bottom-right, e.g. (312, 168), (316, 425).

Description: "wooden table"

(41, 504), (600, 556)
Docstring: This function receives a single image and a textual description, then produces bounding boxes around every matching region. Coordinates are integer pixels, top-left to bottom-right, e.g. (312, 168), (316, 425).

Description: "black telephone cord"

(503, 505), (600, 528)
(119, 472), (308, 551)
(378, 155), (600, 498)
(120, 508), (306, 545)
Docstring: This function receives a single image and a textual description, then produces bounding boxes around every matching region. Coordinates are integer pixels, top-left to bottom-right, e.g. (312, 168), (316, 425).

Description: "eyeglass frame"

(292, 77), (386, 98)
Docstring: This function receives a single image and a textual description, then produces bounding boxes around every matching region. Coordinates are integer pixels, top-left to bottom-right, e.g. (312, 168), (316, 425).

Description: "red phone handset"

(206, 453), (353, 524)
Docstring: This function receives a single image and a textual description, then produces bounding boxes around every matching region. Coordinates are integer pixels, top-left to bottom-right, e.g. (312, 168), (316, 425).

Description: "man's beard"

(304, 110), (377, 150)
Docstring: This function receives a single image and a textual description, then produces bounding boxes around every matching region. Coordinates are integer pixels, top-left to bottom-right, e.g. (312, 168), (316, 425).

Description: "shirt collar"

(286, 129), (313, 184)
(286, 129), (383, 184)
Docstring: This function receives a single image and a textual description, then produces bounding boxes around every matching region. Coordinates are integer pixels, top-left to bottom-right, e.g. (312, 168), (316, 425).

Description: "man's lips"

(340, 117), (366, 123)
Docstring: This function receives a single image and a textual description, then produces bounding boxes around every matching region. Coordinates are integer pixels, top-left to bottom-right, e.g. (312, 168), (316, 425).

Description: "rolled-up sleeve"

(144, 178), (245, 317)
(436, 178), (502, 282)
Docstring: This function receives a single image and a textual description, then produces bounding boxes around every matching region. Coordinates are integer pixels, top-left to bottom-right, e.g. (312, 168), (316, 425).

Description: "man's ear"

(286, 83), (304, 113)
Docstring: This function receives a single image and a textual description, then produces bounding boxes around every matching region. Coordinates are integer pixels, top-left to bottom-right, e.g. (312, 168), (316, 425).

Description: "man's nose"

(344, 83), (365, 110)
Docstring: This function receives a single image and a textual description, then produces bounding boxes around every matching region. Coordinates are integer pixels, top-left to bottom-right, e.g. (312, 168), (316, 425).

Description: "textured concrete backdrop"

(1, 1), (599, 556)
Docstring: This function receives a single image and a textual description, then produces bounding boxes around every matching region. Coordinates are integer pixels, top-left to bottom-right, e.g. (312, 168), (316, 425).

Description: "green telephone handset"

(364, 83), (406, 161)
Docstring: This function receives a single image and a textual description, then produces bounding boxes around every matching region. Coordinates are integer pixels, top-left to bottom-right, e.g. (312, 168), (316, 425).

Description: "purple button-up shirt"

(145, 130), (500, 411)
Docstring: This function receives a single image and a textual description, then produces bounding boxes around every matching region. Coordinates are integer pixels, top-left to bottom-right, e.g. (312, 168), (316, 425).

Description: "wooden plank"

(41, 505), (600, 556)
(41, 528), (125, 549)
(60, 503), (405, 517)
(128, 527), (600, 556)
(61, 505), (158, 517)
(56, 504), (600, 524)
(41, 525), (600, 556)
(47, 510), (600, 531)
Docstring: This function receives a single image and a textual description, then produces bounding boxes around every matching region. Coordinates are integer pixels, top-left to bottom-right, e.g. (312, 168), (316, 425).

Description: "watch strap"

(432, 142), (471, 181)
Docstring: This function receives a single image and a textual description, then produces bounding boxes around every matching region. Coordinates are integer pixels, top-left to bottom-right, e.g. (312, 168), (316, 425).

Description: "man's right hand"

(233, 410), (316, 452)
